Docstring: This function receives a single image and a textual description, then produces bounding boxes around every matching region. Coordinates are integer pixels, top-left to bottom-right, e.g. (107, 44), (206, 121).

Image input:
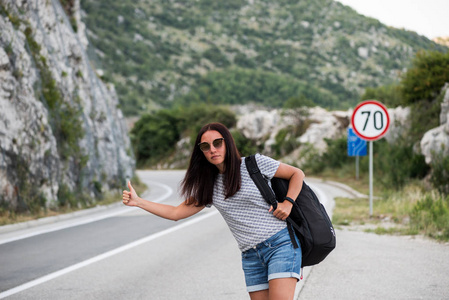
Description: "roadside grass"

(0, 177), (147, 226)
(331, 180), (449, 242)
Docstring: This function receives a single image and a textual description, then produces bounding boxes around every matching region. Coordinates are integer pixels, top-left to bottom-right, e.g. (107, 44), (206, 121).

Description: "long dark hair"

(181, 123), (241, 206)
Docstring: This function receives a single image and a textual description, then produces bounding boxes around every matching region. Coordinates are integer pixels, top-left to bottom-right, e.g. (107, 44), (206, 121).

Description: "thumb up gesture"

(122, 181), (139, 207)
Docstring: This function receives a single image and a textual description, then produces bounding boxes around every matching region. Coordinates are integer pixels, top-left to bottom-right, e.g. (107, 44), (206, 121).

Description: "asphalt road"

(0, 171), (448, 299)
(299, 229), (449, 299)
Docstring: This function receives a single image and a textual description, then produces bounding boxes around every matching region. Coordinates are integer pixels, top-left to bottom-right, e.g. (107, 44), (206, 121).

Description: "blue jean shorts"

(241, 227), (302, 292)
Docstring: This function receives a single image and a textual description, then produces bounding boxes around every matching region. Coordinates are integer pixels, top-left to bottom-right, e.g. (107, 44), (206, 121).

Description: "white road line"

(0, 210), (219, 299)
(0, 182), (173, 245)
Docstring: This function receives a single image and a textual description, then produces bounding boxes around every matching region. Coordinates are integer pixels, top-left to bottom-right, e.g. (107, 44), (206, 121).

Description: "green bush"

(131, 110), (181, 166)
(272, 127), (300, 158)
(400, 51), (449, 140)
(203, 47), (231, 68)
(131, 104), (237, 166)
(361, 84), (402, 108)
(430, 152), (449, 195)
(373, 139), (429, 189)
(13, 154), (47, 214)
(231, 130), (260, 157)
(401, 50), (449, 105)
(299, 143), (326, 174)
(302, 137), (353, 173)
(176, 103), (237, 142)
(410, 193), (449, 241)
(57, 183), (78, 208)
(407, 95), (444, 141)
(283, 95), (315, 109)
(321, 137), (353, 169)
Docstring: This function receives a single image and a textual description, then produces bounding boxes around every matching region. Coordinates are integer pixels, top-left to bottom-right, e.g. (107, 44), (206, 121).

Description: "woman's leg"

(249, 277), (297, 300)
(268, 277), (297, 300)
(249, 289), (269, 300)
(245, 228), (301, 300)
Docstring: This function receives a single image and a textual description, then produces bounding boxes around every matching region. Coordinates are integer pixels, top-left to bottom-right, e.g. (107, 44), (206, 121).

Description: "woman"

(122, 122), (305, 300)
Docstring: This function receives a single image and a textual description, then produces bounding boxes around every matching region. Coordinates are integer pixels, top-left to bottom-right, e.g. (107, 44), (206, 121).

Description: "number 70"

(361, 111), (384, 131)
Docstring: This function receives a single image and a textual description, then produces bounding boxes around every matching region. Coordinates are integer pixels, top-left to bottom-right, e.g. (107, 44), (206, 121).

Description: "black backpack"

(245, 155), (336, 267)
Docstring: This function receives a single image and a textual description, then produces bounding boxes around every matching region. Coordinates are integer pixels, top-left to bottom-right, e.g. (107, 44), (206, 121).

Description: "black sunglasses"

(198, 138), (225, 152)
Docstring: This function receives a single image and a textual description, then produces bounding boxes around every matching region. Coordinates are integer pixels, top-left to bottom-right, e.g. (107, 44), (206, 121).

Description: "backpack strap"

(245, 155), (299, 249)
(287, 222), (299, 249)
(245, 155), (278, 209)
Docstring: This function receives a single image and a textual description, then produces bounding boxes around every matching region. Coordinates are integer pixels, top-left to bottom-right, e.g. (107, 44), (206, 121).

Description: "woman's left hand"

(269, 201), (293, 221)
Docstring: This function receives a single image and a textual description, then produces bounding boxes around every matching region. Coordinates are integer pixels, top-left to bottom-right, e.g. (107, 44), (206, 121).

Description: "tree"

(401, 50), (449, 105)
(361, 84), (402, 108)
(400, 50), (449, 140)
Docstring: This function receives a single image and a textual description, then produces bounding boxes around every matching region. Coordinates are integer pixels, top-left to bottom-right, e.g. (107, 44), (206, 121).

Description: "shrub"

(410, 193), (449, 241)
(401, 50), (449, 105)
(373, 139), (429, 189)
(361, 84), (402, 108)
(430, 151), (449, 196)
(231, 130), (260, 157)
(131, 110), (181, 166)
(131, 104), (237, 166)
(272, 127), (300, 158)
(299, 143), (326, 174)
(321, 137), (353, 169)
(400, 50), (449, 140)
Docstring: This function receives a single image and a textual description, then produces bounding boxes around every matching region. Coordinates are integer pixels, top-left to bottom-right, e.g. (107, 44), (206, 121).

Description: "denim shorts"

(241, 227), (302, 292)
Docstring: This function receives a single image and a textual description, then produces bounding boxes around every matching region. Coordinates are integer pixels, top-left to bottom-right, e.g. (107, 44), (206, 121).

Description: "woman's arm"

(270, 163), (305, 220)
(274, 162), (305, 200)
(122, 181), (205, 221)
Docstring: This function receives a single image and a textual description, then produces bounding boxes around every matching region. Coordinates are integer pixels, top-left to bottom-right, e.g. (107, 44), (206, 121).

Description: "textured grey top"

(212, 154), (286, 252)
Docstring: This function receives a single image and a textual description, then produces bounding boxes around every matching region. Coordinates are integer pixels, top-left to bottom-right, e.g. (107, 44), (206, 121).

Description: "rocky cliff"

(0, 0), (134, 211)
(420, 84), (449, 163)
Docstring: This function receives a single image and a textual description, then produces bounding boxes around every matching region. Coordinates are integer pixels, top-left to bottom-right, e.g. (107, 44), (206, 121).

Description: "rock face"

(297, 107), (350, 152)
(237, 106), (351, 153)
(237, 109), (281, 141)
(383, 106), (411, 143)
(420, 84), (449, 164)
(0, 0), (134, 210)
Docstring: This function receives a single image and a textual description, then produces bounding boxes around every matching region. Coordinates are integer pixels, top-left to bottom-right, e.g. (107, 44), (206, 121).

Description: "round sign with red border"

(351, 100), (390, 141)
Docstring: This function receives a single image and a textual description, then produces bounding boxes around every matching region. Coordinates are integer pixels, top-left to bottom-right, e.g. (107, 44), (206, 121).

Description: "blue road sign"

(347, 128), (367, 156)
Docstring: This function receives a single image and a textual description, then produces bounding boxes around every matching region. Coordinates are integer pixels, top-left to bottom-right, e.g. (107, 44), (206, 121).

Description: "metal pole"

(356, 155), (359, 180)
(369, 141), (373, 217)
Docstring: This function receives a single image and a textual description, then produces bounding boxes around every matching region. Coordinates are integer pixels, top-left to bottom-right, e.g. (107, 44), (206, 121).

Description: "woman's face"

(200, 130), (226, 173)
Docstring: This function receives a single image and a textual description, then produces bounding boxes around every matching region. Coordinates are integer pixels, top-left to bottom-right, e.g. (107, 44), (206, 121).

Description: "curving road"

(1, 171), (448, 299)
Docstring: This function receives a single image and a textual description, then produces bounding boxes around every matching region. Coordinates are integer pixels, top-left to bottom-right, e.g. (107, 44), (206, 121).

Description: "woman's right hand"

(122, 181), (139, 207)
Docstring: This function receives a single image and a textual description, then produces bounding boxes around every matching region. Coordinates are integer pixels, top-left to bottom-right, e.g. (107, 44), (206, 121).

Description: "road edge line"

(0, 210), (219, 299)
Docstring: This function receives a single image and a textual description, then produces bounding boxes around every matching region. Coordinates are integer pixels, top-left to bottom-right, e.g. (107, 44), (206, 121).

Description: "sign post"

(351, 100), (390, 217)
(347, 128), (367, 180)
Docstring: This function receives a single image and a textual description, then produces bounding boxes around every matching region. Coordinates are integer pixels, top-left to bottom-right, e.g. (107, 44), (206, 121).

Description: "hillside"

(0, 0), (134, 210)
(80, 0), (447, 115)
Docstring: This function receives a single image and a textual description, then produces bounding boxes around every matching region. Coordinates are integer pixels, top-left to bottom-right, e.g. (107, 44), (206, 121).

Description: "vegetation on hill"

(80, 0), (446, 116)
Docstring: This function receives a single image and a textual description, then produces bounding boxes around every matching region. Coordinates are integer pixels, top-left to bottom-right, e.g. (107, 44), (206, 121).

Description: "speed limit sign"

(351, 100), (390, 141)
(351, 100), (390, 217)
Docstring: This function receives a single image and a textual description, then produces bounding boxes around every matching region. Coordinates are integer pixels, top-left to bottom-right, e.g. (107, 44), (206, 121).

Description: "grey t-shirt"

(212, 154), (287, 252)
